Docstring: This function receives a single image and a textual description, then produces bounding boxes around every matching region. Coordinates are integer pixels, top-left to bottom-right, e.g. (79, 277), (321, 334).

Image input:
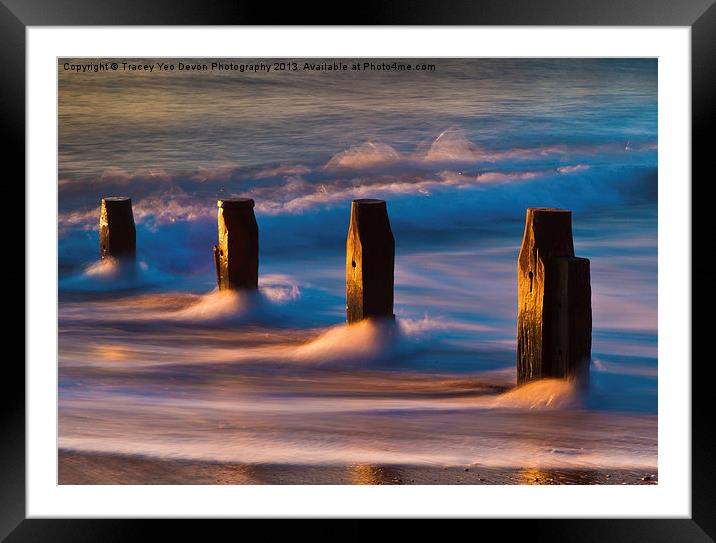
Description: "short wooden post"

(214, 198), (259, 290)
(99, 197), (136, 260)
(517, 208), (591, 385)
(346, 199), (395, 323)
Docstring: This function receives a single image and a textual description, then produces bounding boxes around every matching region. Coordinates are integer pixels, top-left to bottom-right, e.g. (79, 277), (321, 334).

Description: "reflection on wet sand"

(349, 465), (405, 485)
(57, 451), (659, 485)
(214, 464), (256, 485)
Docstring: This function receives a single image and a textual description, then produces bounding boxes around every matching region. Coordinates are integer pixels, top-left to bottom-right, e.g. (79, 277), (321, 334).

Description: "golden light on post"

(214, 198), (259, 291)
(517, 208), (592, 386)
(346, 199), (395, 324)
(99, 197), (136, 260)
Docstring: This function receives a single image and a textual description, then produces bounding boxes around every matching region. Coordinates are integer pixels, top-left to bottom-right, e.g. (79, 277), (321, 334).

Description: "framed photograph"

(7, 0), (709, 537)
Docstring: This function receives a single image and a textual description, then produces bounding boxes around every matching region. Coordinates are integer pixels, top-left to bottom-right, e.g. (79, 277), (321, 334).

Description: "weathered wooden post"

(346, 199), (395, 323)
(99, 197), (136, 260)
(214, 198), (259, 290)
(517, 208), (591, 385)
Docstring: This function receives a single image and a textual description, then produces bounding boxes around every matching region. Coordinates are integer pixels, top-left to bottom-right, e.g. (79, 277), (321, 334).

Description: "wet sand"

(59, 450), (657, 485)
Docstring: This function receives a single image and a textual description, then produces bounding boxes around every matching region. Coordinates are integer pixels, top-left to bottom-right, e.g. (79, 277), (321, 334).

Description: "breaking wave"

(58, 127), (657, 231)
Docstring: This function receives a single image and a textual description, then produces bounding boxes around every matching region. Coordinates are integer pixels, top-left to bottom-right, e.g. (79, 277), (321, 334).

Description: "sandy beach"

(59, 450), (657, 485)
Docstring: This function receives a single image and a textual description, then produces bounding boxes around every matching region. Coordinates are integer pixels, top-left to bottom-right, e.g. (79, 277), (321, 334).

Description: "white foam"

(488, 379), (581, 409)
(292, 319), (399, 365)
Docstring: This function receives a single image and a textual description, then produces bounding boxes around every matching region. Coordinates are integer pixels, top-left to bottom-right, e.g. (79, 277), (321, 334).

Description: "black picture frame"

(5, 0), (711, 537)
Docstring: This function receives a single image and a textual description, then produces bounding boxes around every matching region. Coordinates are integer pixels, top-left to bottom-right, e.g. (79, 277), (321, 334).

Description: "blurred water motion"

(58, 58), (657, 478)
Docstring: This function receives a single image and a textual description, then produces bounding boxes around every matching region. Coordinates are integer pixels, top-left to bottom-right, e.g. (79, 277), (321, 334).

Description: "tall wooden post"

(214, 198), (259, 291)
(99, 197), (136, 260)
(346, 199), (395, 323)
(517, 208), (591, 385)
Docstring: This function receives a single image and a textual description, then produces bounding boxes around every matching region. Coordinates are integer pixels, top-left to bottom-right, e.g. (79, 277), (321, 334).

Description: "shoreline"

(59, 450), (657, 485)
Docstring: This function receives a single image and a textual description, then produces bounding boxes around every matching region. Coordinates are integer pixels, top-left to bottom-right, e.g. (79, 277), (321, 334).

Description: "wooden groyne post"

(346, 199), (395, 323)
(517, 208), (591, 385)
(99, 197), (136, 260)
(214, 198), (259, 290)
